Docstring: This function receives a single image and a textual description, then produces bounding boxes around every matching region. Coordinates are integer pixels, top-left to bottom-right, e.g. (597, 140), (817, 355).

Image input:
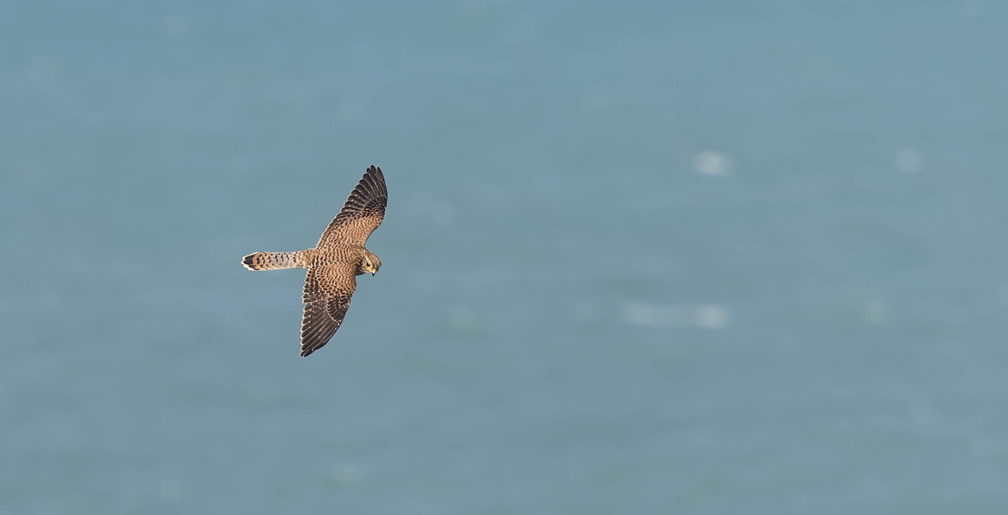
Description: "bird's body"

(242, 165), (388, 357)
(242, 245), (372, 274)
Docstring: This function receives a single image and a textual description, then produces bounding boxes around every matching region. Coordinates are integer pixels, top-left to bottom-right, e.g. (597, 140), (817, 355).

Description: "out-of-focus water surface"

(2, 1), (1007, 513)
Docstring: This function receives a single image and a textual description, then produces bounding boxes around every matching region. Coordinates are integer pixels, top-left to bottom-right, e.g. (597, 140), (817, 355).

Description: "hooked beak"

(370, 270), (376, 276)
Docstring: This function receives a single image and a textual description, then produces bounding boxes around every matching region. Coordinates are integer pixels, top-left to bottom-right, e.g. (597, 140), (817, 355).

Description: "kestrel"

(242, 165), (388, 357)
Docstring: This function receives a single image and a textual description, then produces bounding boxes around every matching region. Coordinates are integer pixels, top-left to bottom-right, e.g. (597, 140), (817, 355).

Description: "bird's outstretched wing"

(300, 263), (357, 357)
(317, 165), (387, 247)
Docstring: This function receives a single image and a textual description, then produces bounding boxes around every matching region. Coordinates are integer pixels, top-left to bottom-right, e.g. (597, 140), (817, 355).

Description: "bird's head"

(361, 252), (381, 276)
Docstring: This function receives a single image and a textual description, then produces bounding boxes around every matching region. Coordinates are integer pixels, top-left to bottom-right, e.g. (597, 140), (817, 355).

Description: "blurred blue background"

(2, 1), (1007, 513)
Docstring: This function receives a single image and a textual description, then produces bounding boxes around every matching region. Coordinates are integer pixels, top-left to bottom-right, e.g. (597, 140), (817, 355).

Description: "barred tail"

(242, 250), (313, 271)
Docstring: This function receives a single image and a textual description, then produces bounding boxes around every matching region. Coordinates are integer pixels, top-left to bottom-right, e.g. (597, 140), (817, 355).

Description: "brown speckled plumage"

(242, 165), (388, 357)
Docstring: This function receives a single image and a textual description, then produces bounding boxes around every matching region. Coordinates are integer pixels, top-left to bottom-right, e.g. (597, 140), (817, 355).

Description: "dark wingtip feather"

(359, 164), (387, 202)
(367, 165), (387, 197)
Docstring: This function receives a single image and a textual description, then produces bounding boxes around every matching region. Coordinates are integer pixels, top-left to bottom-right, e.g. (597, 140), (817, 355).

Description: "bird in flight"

(242, 165), (388, 357)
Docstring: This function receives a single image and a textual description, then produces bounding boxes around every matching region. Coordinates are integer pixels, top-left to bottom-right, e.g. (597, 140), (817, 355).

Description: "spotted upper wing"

(300, 263), (357, 357)
(317, 165), (388, 247)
